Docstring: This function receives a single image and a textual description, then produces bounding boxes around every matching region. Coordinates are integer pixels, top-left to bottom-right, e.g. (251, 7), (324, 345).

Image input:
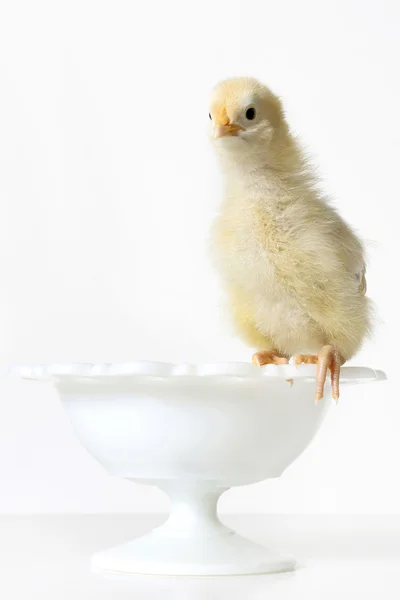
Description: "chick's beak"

(213, 123), (244, 139)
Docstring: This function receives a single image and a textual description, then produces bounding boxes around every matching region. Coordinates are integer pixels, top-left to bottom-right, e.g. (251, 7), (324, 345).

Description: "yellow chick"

(209, 77), (372, 402)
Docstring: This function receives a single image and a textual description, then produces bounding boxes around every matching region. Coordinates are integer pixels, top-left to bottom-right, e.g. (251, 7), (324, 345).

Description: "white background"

(0, 0), (398, 514)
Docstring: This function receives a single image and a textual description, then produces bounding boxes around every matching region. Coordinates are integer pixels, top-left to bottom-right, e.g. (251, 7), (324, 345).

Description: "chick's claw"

(293, 354), (318, 365)
(252, 350), (289, 366)
(253, 350), (293, 386)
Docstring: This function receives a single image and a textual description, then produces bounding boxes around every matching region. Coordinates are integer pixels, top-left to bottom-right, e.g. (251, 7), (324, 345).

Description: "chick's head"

(209, 77), (287, 161)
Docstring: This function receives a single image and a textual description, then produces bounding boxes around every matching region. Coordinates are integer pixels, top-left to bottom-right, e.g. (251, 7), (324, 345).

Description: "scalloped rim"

(8, 361), (386, 384)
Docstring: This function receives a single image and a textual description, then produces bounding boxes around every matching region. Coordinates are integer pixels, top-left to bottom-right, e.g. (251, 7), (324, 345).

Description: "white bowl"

(11, 361), (386, 576)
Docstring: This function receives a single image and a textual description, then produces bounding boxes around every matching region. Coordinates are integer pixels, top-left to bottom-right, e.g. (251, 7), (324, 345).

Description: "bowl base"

(91, 526), (296, 576)
(92, 483), (296, 576)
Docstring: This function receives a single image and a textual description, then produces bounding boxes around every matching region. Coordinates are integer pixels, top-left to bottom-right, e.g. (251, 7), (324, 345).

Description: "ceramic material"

(11, 361), (386, 576)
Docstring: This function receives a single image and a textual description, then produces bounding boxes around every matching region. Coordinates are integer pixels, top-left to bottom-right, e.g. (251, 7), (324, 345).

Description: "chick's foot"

(252, 350), (289, 366)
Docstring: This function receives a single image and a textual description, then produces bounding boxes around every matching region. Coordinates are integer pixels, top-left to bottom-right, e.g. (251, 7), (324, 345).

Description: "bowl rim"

(8, 361), (387, 385)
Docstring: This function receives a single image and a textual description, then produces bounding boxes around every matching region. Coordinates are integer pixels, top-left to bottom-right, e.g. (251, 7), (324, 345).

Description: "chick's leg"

(316, 345), (342, 403)
(294, 346), (343, 403)
(252, 350), (289, 366)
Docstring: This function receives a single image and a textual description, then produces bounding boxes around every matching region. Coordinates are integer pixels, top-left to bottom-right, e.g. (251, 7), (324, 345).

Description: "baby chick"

(209, 77), (371, 402)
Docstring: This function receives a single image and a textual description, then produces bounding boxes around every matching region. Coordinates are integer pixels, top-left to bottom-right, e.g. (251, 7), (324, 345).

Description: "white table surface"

(1, 515), (399, 599)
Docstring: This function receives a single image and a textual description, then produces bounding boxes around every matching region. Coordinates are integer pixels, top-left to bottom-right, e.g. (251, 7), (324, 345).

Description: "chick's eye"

(209, 113), (212, 120)
(245, 107), (256, 120)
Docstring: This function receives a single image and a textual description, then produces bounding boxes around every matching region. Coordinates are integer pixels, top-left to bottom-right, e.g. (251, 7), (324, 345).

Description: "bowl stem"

(157, 482), (231, 539)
